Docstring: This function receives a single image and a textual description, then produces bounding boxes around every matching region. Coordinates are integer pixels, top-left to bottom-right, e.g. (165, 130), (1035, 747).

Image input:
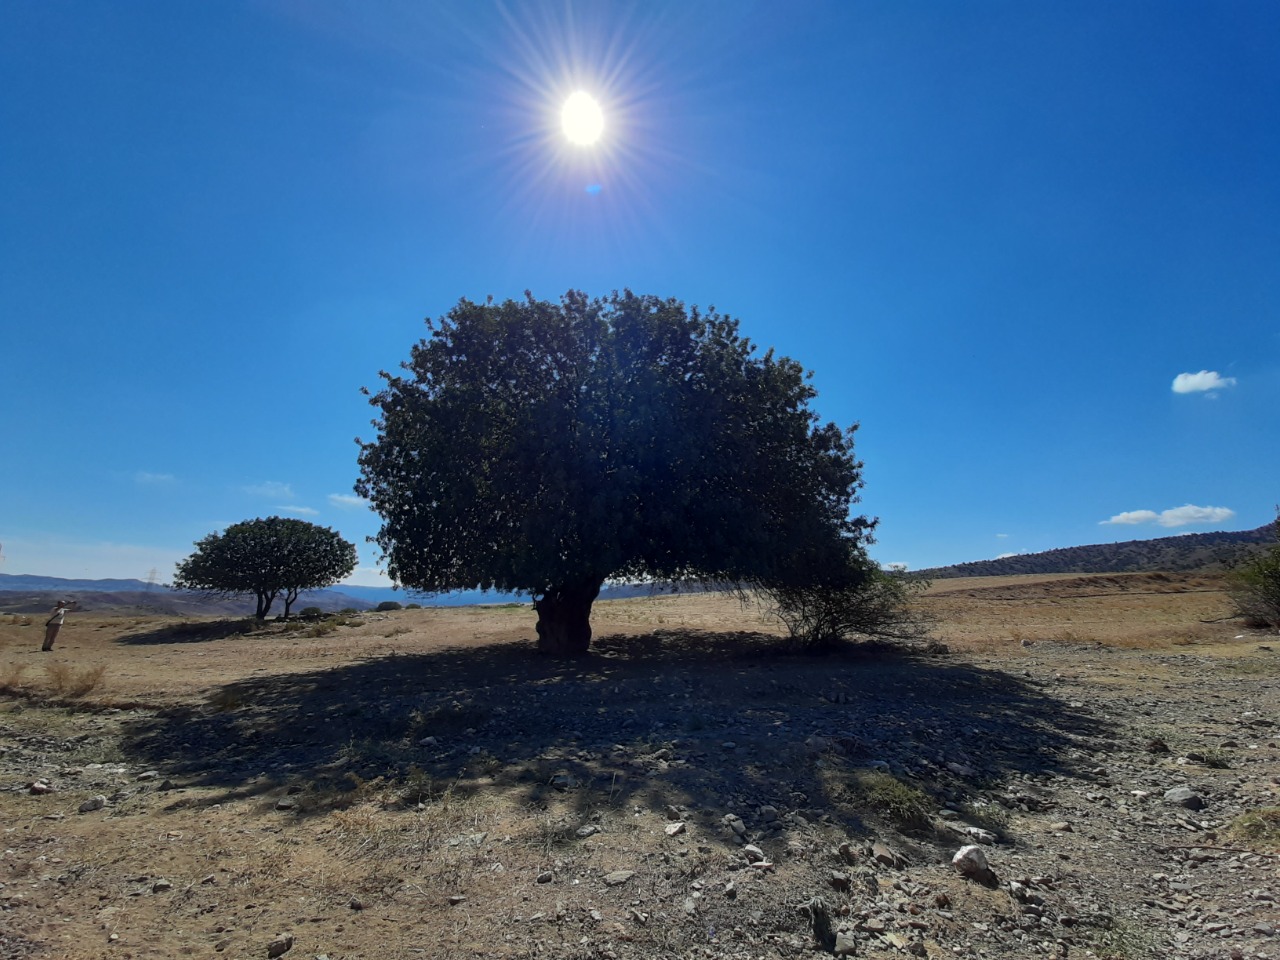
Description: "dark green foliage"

(375, 600), (403, 612)
(761, 555), (930, 650)
(357, 291), (872, 655)
(1229, 513), (1280, 629)
(299, 606), (325, 619)
(173, 517), (357, 620)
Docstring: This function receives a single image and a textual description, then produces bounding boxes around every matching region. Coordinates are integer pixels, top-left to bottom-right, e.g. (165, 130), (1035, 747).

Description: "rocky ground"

(1, 576), (1278, 959)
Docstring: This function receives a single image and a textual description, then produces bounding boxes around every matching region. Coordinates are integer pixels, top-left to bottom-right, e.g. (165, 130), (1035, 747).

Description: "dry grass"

(43, 662), (107, 696)
(1226, 807), (1280, 851)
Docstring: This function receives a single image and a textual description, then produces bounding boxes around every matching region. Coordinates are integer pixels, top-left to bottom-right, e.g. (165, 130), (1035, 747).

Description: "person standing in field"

(42, 600), (78, 651)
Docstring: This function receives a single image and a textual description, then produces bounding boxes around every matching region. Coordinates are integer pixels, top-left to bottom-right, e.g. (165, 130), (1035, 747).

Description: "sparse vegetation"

(1226, 807), (1280, 850)
(1228, 513), (1280, 630)
(375, 600), (403, 612)
(761, 562), (931, 650)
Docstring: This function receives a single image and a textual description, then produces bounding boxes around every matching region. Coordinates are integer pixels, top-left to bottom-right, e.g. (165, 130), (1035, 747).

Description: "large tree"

(356, 291), (874, 655)
(173, 517), (357, 619)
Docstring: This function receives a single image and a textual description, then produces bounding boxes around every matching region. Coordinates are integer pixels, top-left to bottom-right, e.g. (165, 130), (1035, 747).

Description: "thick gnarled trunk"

(534, 579), (603, 656)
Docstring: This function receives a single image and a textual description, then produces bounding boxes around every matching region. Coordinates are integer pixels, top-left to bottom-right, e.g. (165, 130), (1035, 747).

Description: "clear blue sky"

(2, 1), (1276, 585)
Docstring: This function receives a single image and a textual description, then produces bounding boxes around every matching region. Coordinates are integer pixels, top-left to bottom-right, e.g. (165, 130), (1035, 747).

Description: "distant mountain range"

(8, 523), (1269, 614)
(0, 573), (688, 616)
(918, 524), (1276, 579)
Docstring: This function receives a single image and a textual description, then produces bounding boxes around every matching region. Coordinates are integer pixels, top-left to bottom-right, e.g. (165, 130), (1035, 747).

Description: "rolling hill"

(919, 524), (1275, 579)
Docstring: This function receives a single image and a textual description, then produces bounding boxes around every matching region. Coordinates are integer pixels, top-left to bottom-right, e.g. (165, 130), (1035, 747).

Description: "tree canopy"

(1229, 511), (1280, 630)
(356, 291), (874, 654)
(173, 517), (357, 619)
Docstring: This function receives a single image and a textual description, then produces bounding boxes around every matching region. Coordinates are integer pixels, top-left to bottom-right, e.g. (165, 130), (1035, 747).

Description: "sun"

(561, 91), (604, 145)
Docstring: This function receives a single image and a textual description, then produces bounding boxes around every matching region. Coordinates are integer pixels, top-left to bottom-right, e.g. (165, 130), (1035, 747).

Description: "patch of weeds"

(66, 665), (106, 697)
(410, 700), (490, 738)
(843, 769), (932, 833)
(306, 620), (341, 638)
(0, 662), (29, 693)
(1225, 807), (1280, 850)
(41, 665), (103, 696)
(208, 689), (245, 713)
(384, 626), (411, 638)
(1090, 916), (1158, 959)
(958, 798), (1011, 834)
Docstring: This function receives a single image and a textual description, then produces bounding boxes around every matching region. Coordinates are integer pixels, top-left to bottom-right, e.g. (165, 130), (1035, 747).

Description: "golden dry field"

(2, 573), (1278, 960)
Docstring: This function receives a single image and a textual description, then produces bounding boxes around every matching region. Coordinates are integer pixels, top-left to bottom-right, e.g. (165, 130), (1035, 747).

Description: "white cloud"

(1172, 370), (1237, 394)
(996, 552), (1019, 559)
(1101, 504), (1235, 528)
(1101, 510), (1160, 526)
(1156, 504), (1235, 528)
(342, 564), (393, 587)
(243, 481), (294, 499)
(328, 493), (370, 509)
(135, 471), (175, 485)
(275, 505), (319, 516)
(995, 533), (1009, 539)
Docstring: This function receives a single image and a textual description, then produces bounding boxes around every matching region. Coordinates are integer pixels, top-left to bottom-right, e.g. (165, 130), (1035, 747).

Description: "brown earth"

(1, 573), (1278, 960)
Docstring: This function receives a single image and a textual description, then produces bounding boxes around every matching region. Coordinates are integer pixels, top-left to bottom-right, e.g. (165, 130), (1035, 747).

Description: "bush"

(1229, 514), (1280, 630)
(375, 600), (403, 612)
(298, 606), (325, 619)
(405, 603), (422, 610)
(761, 562), (931, 651)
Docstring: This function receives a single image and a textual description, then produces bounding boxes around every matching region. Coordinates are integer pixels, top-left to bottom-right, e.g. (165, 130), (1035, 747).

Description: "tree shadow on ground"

(115, 619), (266, 645)
(120, 629), (1116, 842)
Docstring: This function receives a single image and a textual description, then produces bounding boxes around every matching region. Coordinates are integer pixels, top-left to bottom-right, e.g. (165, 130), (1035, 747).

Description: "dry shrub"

(68, 665), (107, 696)
(43, 663), (107, 697)
(44, 662), (73, 693)
(0, 661), (30, 692)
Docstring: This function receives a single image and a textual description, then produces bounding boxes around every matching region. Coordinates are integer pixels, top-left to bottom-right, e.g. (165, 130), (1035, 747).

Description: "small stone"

(347, 897), (364, 911)
(834, 931), (858, 956)
(1050, 821), (1072, 832)
(872, 842), (904, 868)
(743, 844), (766, 863)
(759, 805), (779, 822)
(828, 871), (851, 891)
(683, 896), (697, 915)
(837, 841), (858, 865)
(275, 798), (297, 811)
(29, 780), (54, 795)
(664, 821), (686, 837)
(79, 795), (107, 813)
(266, 933), (294, 958)
(721, 741), (737, 750)
(136, 770), (160, 780)
(151, 879), (172, 893)
(448, 895), (467, 905)
(603, 870), (634, 886)
(575, 825), (600, 838)
(537, 870), (554, 883)
(664, 805), (682, 821)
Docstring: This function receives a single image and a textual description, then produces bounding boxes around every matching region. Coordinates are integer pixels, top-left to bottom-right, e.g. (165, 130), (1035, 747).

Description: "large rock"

(1163, 786), (1205, 810)
(952, 844), (998, 886)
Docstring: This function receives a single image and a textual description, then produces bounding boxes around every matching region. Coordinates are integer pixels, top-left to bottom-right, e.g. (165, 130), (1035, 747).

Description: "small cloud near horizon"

(328, 493), (370, 509)
(995, 533), (1009, 539)
(135, 471), (175, 485)
(996, 551), (1019, 559)
(1172, 370), (1237, 395)
(276, 505), (319, 516)
(1100, 504), (1235, 528)
(243, 481), (294, 499)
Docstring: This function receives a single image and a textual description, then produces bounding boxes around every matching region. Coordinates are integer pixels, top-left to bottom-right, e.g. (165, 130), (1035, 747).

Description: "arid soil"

(2, 573), (1278, 960)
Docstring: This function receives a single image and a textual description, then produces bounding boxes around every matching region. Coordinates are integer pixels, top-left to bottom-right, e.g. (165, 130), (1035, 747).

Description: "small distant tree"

(173, 517), (357, 619)
(1229, 511), (1280, 630)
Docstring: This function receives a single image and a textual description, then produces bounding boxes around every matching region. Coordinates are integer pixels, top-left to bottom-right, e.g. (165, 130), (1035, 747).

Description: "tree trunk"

(534, 578), (602, 656)
(283, 587), (299, 619)
(255, 591), (276, 620)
